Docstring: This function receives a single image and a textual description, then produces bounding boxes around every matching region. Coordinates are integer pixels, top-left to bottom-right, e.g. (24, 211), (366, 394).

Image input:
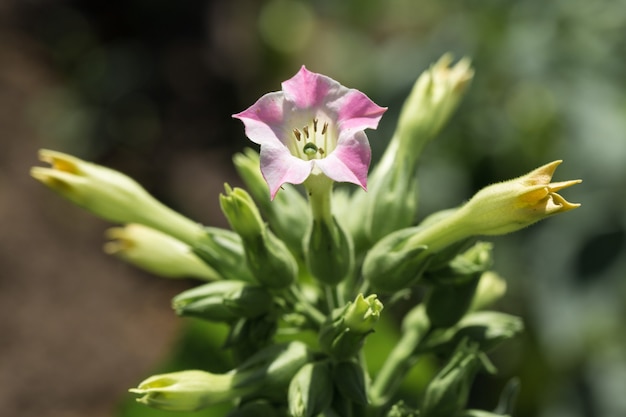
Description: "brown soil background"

(0, 4), (241, 417)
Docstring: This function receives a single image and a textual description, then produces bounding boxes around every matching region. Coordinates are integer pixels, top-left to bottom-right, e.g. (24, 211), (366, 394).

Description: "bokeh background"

(1, 0), (625, 416)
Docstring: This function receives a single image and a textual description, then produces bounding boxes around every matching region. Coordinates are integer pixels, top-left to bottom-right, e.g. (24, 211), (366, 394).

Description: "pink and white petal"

(282, 66), (342, 110)
(232, 92), (286, 147)
(315, 131), (371, 189)
(331, 89), (387, 131)
(260, 145), (314, 198)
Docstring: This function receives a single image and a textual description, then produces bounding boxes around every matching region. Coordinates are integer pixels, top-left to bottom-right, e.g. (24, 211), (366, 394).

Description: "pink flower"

(233, 66), (387, 199)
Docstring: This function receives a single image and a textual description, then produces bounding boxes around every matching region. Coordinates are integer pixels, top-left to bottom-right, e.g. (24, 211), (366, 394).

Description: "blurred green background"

(1, 0), (625, 416)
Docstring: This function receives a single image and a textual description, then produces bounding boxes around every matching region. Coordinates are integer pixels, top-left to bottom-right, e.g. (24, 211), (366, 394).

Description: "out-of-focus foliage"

(14, 0), (626, 416)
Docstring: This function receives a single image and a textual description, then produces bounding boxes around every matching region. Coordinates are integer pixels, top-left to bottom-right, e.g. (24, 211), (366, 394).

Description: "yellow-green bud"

(220, 185), (297, 289)
(455, 160), (581, 236)
(319, 294), (383, 360)
(343, 294), (384, 334)
(172, 281), (274, 322)
(365, 161), (580, 293)
(346, 54), (474, 247)
(104, 224), (220, 280)
(31, 149), (205, 245)
(288, 362), (334, 417)
(129, 370), (243, 411)
(393, 54), (474, 150)
(130, 341), (311, 412)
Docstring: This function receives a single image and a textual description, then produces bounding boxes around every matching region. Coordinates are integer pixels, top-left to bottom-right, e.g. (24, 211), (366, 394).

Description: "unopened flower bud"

(172, 281), (274, 322)
(424, 242), (493, 328)
(193, 227), (255, 283)
(288, 362), (334, 417)
(104, 224), (220, 280)
(31, 149), (206, 245)
(332, 360), (368, 406)
(220, 185), (297, 289)
(233, 341), (312, 401)
(456, 160), (581, 236)
(367, 161), (580, 293)
(130, 341), (310, 411)
(346, 54), (474, 246)
(129, 370), (243, 411)
(420, 342), (495, 417)
(343, 293), (384, 334)
(319, 294), (383, 360)
(362, 227), (430, 293)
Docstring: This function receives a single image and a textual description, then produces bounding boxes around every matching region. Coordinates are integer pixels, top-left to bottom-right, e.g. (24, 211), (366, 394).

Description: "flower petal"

(315, 131), (371, 189)
(232, 92), (286, 147)
(282, 66), (341, 109)
(260, 145), (314, 198)
(331, 89), (387, 131)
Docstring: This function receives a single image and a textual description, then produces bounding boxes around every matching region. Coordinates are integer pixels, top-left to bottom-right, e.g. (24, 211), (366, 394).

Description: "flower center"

(291, 118), (333, 160)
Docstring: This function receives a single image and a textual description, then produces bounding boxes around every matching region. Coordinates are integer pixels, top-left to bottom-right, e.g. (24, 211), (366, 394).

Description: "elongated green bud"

(362, 227), (430, 293)
(220, 185), (297, 289)
(345, 55), (474, 247)
(130, 341), (311, 412)
(192, 227), (255, 283)
(31, 149), (206, 246)
(332, 361), (368, 406)
(420, 341), (495, 417)
(129, 370), (244, 411)
(103, 224), (220, 280)
(288, 362), (334, 417)
(424, 242), (493, 328)
(172, 281), (274, 322)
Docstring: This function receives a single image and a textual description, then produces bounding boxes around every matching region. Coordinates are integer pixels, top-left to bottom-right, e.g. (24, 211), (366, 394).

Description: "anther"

(303, 126), (309, 139)
(293, 129), (302, 141)
(318, 148), (325, 155)
(321, 122), (328, 135)
(313, 118), (318, 132)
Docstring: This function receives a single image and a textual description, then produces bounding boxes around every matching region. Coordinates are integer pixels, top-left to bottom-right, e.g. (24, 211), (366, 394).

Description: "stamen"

(313, 118), (318, 132)
(303, 126), (309, 139)
(321, 122), (328, 135)
(293, 129), (302, 141)
(318, 148), (325, 155)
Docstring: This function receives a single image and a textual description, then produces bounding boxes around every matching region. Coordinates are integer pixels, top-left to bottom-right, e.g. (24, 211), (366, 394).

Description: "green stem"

(289, 286), (326, 327)
(369, 317), (431, 408)
(304, 174), (334, 223)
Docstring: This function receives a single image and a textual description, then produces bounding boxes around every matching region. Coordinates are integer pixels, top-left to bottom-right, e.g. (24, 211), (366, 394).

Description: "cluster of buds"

(31, 55), (580, 416)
